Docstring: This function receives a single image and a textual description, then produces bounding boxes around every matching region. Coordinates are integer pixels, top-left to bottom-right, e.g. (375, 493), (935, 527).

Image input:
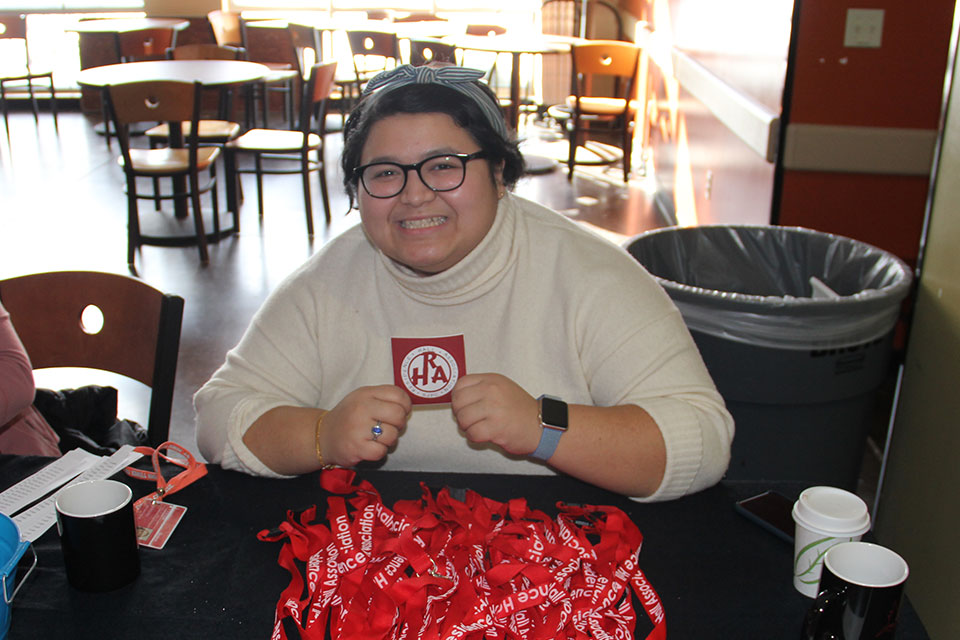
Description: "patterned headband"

(362, 64), (509, 139)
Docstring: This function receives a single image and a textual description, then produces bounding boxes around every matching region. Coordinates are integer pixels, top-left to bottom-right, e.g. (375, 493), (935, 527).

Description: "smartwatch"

(531, 394), (568, 461)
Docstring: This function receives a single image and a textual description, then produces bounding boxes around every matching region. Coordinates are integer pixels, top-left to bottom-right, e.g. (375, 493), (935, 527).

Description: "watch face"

(540, 396), (568, 430)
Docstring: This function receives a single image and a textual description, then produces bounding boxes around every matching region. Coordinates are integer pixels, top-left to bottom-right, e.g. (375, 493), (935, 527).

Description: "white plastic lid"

(791, 486), (871, 536)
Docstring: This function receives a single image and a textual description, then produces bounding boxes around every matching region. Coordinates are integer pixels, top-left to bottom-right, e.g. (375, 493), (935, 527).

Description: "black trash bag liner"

(626, 225), (913, 349)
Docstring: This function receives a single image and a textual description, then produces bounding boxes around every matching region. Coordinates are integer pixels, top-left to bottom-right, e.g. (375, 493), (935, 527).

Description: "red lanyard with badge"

(124, 441), (207, 549)
(259, 468), (667, 640)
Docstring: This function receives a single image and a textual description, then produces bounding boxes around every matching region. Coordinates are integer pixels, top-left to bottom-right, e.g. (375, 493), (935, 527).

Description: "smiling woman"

(194, 62), (734, 502)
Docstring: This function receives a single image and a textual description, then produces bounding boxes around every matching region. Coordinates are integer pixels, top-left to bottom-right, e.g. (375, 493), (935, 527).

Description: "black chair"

(224, 61), (338, 237)
(0, 14), (57, 133)
(105, 80), (221, 265)
(0, 271), (184, 449)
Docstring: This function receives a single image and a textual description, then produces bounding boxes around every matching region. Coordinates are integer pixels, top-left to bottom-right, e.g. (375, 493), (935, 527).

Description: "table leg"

(169, 122), (188, 219)
(508, 51), (522, 131)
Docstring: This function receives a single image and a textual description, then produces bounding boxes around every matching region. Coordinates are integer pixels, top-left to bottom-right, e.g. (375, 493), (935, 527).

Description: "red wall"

(776, 1), (956, 268)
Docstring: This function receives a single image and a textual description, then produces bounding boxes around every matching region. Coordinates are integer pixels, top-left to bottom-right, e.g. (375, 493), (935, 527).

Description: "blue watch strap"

(531, 395), (568, 461)
(532, 425), (564, 460)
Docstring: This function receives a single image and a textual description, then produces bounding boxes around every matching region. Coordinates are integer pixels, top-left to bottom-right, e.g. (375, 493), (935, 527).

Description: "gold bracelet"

(315, 411), (336, 470)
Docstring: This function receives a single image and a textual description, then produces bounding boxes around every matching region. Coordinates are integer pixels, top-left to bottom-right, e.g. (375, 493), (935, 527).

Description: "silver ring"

(371, 420), (383, 441)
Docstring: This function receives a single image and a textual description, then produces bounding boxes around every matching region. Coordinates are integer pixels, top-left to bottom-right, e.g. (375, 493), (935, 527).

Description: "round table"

(68, 18), (190, 34)
(76, 60), (270, 89)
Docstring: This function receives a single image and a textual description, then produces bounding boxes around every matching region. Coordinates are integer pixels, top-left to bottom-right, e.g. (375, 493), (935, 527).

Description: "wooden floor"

(0, 105), (669, 452)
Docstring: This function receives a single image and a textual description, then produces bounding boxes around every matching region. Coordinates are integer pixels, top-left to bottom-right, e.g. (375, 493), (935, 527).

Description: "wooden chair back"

(244, 22), (301, 73)
(0, 14), (27, 40)
(208, 10), (245, 48)
(168, 43), (244, 61)
(409, 39), (457, 67)
(346, 30), (400, 81)
(393, 13), (445, 23)
(572, 40), (640, 86)
(465, 24), (507, 37)
(0, 13), (34, 69)
(307, 61), (338, 111)
(116, 28), (177, 62)
(0, 271), (184, 447)
(107, 80), (199, 129)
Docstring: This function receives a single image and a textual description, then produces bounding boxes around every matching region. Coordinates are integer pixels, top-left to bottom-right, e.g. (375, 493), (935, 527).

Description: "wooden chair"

(104, 80), (221, 265)
(224, 62), (337, 237)
(0, 14), (57, 133)
(146, 44), (245, 147)
(0, 271), (184, 449)
(409, 38), (457, 67)
(540, 0), (628, 111)
(550, 40), (640, 182)
(208, 10), (300, 129)
(240, 21), (303, 129)
(346, 30), (401, 89)
(115, 27), (177, 62)
(207, 9), (244, 48)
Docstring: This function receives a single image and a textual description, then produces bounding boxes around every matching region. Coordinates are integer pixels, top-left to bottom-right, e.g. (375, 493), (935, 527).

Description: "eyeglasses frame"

(354, 150), (488, 199)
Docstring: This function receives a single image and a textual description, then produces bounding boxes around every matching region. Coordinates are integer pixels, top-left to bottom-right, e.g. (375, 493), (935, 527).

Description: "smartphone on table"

(734, 490), (795, 544)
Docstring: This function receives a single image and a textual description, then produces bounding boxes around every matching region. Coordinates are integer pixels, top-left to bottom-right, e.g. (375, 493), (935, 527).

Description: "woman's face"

(357, 112), (503, 275)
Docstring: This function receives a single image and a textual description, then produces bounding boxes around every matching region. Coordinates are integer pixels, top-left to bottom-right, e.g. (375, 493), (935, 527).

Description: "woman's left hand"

(450, 373), (540, 455)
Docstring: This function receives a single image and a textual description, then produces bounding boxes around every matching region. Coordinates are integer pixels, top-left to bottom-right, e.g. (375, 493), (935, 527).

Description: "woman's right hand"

(319, 385), (412, 467)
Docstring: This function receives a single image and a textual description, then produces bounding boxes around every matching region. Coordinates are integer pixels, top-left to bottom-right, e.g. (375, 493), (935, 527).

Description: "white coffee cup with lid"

(791, 486), (871, 597)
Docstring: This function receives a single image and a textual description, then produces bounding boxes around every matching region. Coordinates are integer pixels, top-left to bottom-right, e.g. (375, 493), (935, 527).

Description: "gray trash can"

(626, 225), (913, 489)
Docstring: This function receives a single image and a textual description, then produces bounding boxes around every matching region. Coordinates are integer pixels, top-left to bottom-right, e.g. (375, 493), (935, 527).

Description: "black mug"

(801, 541), (909, 640)
(55, 479), (141, 592)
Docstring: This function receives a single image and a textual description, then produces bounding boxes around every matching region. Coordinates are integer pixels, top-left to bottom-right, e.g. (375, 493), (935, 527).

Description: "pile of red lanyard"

(259, 469), (666, 640)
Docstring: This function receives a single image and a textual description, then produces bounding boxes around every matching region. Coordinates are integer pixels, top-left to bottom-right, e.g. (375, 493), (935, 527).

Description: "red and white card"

(134, 500), (187, 550)
(391, 335), (466, 404)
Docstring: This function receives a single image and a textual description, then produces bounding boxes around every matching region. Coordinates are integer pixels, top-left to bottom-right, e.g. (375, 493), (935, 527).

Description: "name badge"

(391, 335), (466, 404)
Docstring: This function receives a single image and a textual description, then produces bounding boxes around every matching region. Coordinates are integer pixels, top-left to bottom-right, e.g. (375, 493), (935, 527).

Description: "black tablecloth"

(0, 455), (927, 639)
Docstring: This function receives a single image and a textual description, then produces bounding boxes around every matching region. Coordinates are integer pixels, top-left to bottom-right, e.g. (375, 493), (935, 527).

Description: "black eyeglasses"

(354, 151), (487, 199)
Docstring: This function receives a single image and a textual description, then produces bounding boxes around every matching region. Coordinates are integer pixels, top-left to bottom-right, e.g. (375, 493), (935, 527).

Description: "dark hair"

(340, 82), (525, 207)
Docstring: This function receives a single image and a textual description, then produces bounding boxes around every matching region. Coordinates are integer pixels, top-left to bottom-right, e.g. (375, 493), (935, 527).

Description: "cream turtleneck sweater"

(194, 194), (733, 501)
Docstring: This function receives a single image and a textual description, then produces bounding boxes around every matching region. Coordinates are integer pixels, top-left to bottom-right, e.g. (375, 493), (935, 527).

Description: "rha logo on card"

(391, 335), (466, 404)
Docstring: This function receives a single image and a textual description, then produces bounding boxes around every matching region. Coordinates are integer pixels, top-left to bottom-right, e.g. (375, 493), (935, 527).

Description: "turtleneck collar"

(379, 193), (520, 305)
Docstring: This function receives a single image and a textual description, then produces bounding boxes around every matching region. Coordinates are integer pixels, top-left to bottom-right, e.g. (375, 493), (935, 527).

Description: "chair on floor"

(409, 38), (457, 67)
(0, 14), (57, 133)
(549, 40), (640, 182)
(224, 61), (337, 237)
(345, 30), (401, 92)
(115, 27), (178, 62)
(105, 80), (221, 265)
(146, 44), (245, 148)
(540, 0), (628, 115)
(240, 20), (303, 129)
(0, 271), (184, 449)
(208, 10), (301, 129)
(144, 45), (246, 213)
